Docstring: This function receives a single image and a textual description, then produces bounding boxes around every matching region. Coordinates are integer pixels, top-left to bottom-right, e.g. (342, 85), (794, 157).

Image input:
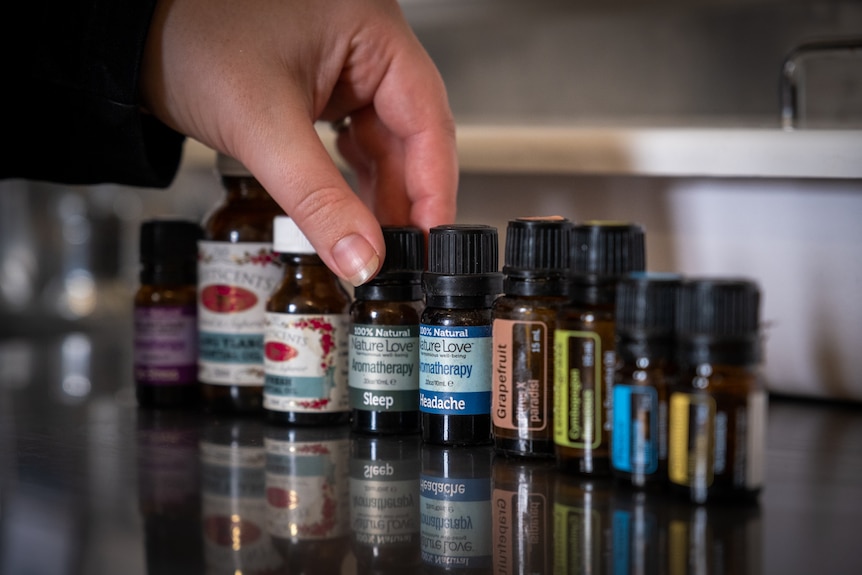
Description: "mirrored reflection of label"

(200, 434), (283, 574)
(349, 437), (421, 570)
(420, 448), (493, 572)
(609, 493), (660, 575)
(198, 241), (282, 386)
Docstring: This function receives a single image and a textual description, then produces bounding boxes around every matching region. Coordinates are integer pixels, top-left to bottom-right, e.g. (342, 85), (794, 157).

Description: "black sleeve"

(1, 1), (185, 188)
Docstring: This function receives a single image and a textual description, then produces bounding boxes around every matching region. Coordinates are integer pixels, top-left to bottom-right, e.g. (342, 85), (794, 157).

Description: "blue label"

(199, 332), (263, 363)
(419, 324), (492, 416)
(612, 385), (658, 474)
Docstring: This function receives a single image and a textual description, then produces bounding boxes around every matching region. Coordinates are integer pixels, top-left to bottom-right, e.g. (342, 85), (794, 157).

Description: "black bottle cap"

(423, 225), (503, 307)
(502, 217), (572, 296)
(355, 226), (425, 300)
(139, 219), (202, 285)
(616, 272), (683, 361)
(675, 278), (761, 366)
(569, 221), (646, 305)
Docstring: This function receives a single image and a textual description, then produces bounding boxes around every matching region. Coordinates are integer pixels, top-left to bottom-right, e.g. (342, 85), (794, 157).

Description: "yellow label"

(668, 393), (715, 488)
(553, 330), (602, 449)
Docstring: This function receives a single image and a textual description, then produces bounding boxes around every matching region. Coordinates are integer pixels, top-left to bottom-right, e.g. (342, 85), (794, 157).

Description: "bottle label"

(264, 434), (350, 540)
(200, 441), (284, 572)
(349, 456), (420, 545)
(553, 499), (602, 573)
(492, 319), (550, 432)
(197, 241), (282, 387)
(612, 385), (659, 475)
(348, 324), (419, 412)
(668, 393), (716, 488)
(553, 330), (606, 449)
(669, 390), (767, 490)
(420, 475), (492, 569)
(133, 304), (197, 385)
(492, 486), (550, 573)
(418, 324), (493, 416)
(263, 312), (349, 413)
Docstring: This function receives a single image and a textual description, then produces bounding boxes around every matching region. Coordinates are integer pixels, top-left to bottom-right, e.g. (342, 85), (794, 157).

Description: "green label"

(554, 330), (602, 449)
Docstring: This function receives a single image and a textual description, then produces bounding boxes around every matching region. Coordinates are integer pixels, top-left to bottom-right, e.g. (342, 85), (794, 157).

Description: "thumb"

(237, 119), (384, 287)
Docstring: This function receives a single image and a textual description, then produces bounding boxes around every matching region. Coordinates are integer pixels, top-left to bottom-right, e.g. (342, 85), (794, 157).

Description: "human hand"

(140, 0), (457, 285)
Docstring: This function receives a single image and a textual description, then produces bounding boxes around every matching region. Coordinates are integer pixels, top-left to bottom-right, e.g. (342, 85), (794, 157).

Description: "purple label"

(134, 305), (198, 386)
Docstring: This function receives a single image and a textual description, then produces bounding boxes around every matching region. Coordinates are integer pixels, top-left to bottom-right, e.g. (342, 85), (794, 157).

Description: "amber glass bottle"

(611, 272), (682, 488)
(134, 219), (202, 408)
(492, 217), (571, 458)
(198, 154), (284, 413)
(552, 476), (614, 574)
(668, 279), (765, 504)
(554, 222), (645, 475)
(420, 225), (503, 446)
(350, 226), (424, 434)
(264, 216), (352, 426)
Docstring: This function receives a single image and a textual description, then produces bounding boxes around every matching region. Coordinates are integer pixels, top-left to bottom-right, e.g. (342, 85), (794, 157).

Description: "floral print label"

(263, 312), (349, 413)
(198, 241), (282, 386)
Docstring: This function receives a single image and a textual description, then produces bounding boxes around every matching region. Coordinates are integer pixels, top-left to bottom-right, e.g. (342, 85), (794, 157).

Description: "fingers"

(238, 109), (384, 287)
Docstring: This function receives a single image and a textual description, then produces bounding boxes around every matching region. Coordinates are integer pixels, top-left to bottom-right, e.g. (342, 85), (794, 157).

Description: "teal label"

(349, 324), (419, 412)
(420, 475), (492, 569)
(199, 332), (263, 363)
(419, 324), (493, 416)
(612, 385), (659, 474)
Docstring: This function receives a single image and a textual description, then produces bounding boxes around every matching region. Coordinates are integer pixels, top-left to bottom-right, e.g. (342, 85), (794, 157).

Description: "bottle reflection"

(665, 498), (762, 575)
(350, 435), (422, 574)
(491, 456), (555, 575)
(200, 417), (284, 574)
(264, 425), (351, 574)
(609, 488), (665, 575)
(420, 444), (493, 574)
(552, 476), (613, 574)
(136, 409), (204, 575)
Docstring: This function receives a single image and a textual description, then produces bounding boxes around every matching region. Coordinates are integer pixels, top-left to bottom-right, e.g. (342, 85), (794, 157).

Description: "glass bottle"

(134, 219), (202, 408)
(349, 226), (425, 434)
(554, 222), (645, 475)
(668, 278), (766, 504)
(263, 216), (352, 425)
(611, 272), (682, 488)
(198, 153), (285, 413)
(492, 216), (572, 458)
(420, 225), (503, 446)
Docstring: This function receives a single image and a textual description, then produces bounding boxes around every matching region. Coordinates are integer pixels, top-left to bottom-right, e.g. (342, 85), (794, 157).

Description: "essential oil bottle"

(611, 272), (682, 488)
(492, 216), (572, 458)
(198, 154), (284, 413)
(554, 222), (645, 475)
(134, 219), (202, 408)
(668, 278), (766, 504)
(419, 225), (503, 446)
(263, 216), (351, 426)
(349, 226), (424, 434)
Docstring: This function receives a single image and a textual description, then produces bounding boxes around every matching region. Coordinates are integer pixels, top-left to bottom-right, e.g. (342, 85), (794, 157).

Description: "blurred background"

(2, 0), (861, 401)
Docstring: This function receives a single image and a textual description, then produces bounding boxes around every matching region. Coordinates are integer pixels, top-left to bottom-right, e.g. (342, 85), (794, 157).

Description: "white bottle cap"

(273, 216), (315, 254)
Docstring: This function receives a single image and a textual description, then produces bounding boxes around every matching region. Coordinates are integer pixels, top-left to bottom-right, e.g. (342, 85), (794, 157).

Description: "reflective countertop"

(1, 330), (861, 575)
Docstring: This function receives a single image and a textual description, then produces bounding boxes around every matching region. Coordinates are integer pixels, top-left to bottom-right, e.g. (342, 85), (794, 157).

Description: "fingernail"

(332, 234), (380, 287)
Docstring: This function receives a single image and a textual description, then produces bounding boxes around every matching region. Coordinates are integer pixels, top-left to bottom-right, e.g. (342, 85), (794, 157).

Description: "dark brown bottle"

(668, 279), (765, 504)
(350, 227), (425, 434)
(198, 154), (285, 413)
(611, 272), (682, 488)
(492, 217), (571, 458)
(551, 476), (614, 574)
(264, 216), (352, 426)
(554, 222), (645, 475)
(420, 225), (503, 446)
(134, 219), (202, 408)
